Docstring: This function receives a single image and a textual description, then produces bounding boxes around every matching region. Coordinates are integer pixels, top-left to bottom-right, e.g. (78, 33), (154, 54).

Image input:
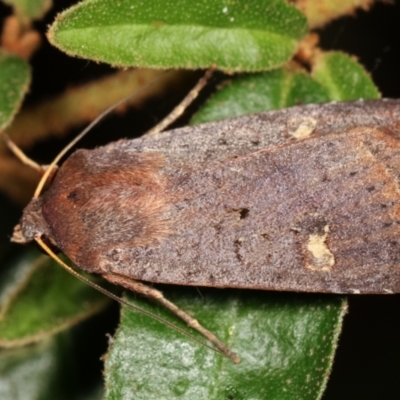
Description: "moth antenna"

(144, 68), (214, 136)
(35, 235), (240, 363)
(0, 130), (43, 172)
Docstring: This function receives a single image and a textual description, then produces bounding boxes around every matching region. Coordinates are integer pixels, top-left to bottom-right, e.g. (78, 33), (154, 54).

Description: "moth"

(10, 98), (400, 360)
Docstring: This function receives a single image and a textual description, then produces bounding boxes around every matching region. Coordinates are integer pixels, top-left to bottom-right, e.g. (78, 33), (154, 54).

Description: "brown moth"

(12, 99), (400, 296)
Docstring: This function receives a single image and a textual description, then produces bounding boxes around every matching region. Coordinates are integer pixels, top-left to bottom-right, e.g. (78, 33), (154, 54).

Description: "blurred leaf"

(2, 0), (52, 21)
(0, 248), (39, 307)
(311, 52), (380, 101)
(2, 69), (192, 152)
(192, 67), (330, 124)
(295, 0), (375, 29)
(47, 0), (307, 71)
(0, 336), (74, 400)
(0, 249), (109, 347)
(105, 290), (347, 400)
(0, 50), (30, 130)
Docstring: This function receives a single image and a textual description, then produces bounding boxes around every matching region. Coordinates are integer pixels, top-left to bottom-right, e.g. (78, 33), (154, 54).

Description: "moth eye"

(67, 190), (79, 201)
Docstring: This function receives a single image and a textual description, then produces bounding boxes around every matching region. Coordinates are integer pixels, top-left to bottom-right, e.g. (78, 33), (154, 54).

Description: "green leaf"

(192, 52), (380, 124)
(3, 0), (53, 21)
(311, 52), (380, 101)
(47, 0), (307, 71)
(105, 290), (347, 400)
(0, 249), (109, 347)
(0, 51), (30, 130)
(192, 68), (330, 124)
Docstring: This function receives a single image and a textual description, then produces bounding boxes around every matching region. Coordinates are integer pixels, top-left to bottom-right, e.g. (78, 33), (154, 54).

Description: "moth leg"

(0, 130), (44, 173)
(102, 272), (240, 363)
(144, 68), (214, 136)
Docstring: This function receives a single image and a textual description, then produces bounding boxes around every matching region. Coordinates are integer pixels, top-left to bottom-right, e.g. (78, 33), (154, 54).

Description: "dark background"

(1, 0), (400, 398)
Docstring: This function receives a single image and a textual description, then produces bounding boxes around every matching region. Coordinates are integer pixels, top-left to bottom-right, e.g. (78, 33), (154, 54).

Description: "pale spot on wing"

(287, 116), (317, 139)
(305, 225), (335, 271)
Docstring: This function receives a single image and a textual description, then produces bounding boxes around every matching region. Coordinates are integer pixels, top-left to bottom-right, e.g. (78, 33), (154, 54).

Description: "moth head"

(13, 145), (170, 272)
(11, 196), (55, 245)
